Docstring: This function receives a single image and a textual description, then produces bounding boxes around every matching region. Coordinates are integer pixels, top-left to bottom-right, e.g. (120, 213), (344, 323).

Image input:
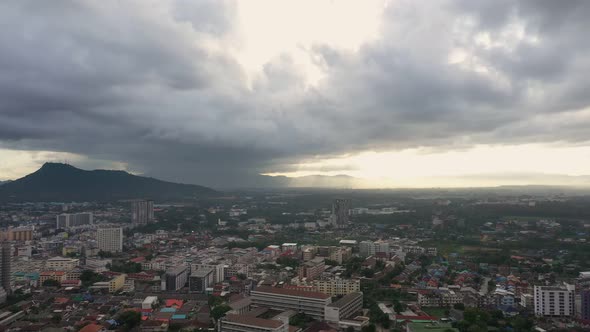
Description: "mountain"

(0, 180), (10, 186)
(0, 163), (216, 202)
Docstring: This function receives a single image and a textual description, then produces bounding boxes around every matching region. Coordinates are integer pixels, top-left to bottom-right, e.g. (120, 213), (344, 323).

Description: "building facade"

(251, 286), (331, 320)
(325, 292), (363, 323)
(359, 241), (389, 258)
(331, 199), (351, 228)
(132, 200), (154, 226)
(96, 227), (123, 253)
(314, 278), (360, 296)
(189, 268), (214, 293)
(165, 266), (188, 291)
(534, 284), (576, 317)
(191, 263), (225, 283)
(46, 257), (79, 271)
(56, 213), (93, 229)
(298, 257), (326, 281)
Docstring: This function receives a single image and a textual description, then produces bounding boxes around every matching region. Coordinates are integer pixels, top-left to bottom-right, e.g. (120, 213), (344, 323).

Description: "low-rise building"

(46, 257), (79, 271)
(251, 286), (331, 320)
(220, 314), (287, 332)
(325, 292), (363, 323)
(40, 271), (66, 284)
(89, 273), (126, 293)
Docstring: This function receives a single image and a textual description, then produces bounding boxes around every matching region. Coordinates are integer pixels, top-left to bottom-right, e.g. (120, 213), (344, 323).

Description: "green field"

(422, 307), (448, 318)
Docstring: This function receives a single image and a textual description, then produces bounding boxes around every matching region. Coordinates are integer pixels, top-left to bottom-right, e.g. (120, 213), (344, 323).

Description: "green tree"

(289, 313), (314, 328)
(276, 256), (300, 268)
(211, 304), (231, 321)
(80, 270), (107, 288)
(325, 259), (339, 266)
(51, 314), (62, 324)
(511, 316), (534, 332)
(118, 311), (141, 331)
(361, 324), (376, 332)
(208, 296), (223, 307)
(362, 268), (375, 278)
(393, 300), (406, 314)
(42, 279), (60, 287)
(453, 303), (465, 310)
(487, 280), (496, 292)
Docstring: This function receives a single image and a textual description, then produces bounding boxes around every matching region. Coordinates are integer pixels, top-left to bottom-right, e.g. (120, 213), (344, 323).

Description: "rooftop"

(253, 286), (330, 300)
(407, 322), (458, 332)
(224, 314), (284, 329)
(192, 268), (214, 277)
(328, 292), (362, 309)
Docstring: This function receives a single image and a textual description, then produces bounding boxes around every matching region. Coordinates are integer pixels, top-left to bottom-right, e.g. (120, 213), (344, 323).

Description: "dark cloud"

(2, 0), (590, 187)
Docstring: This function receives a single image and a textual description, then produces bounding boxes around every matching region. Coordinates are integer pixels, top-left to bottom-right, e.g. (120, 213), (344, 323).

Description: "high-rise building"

(96, 227), (123, 253)
(191, 263), (225, 283)
(359, 240), (389, 258)
(579, 289), (590, 320)
(189, 268), (214, 293)
(576, 272), (590, 319)
(0, 227), (33, 242)
(165, 266), (188, 291)
(0, 241), (12, 300)
(331, 199), (351, 228)
(56, 213), (93, 229)
(132, 200), (154, 225)
(534, 283), (575, 317)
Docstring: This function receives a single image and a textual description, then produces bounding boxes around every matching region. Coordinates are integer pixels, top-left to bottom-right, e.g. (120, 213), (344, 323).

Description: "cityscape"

(1, 166), (590, 331)
(3, 1), (590, 332)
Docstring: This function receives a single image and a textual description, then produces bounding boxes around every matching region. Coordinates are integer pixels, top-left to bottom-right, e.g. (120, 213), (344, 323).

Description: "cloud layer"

(2, 0), (590, 187)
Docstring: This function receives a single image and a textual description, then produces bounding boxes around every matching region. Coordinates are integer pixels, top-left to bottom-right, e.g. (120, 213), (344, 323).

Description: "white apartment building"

(359, 241), (389, 258)
(96, 227), (123, 253)
(534, 284), (576, 317)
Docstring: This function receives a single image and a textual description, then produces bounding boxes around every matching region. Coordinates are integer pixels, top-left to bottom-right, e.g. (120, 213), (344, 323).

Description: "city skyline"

(2, 1), (590, 188)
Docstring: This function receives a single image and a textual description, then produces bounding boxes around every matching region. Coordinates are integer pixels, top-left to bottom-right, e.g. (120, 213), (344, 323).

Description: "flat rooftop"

(224, 314), (284, 329)
(328, 292), (362, 309)
(253, 286), (330, 300)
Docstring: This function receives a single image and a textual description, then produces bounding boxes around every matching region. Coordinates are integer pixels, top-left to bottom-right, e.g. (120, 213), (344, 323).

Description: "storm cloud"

(2, 0), (590, 187)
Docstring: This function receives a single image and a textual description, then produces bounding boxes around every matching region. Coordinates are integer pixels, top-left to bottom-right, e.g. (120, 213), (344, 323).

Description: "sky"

(2, 0), (590, 188)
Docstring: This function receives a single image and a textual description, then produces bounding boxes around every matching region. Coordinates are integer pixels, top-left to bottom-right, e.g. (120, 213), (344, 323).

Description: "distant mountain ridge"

(0, 163), (216, 202)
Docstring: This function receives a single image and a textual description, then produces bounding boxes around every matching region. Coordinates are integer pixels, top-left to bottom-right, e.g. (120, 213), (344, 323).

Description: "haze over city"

(5, 2), (590, 332)
(3, 1), (590, 188)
